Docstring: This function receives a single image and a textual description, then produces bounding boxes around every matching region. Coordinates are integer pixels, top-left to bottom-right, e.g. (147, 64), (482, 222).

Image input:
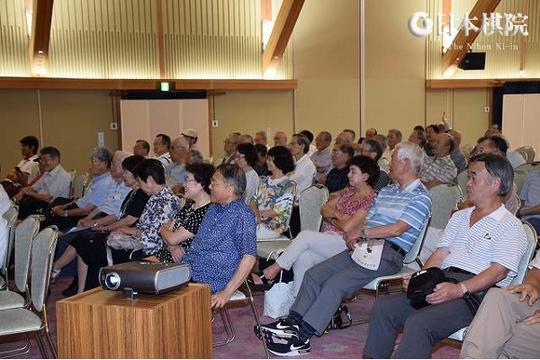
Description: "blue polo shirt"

(183, 199), (257, 293)
(75, 172), (113, 208)
(365, 179), (432, 252)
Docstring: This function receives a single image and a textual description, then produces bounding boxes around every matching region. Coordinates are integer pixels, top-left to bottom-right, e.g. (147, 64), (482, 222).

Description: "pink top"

(321, 186), (376, 234)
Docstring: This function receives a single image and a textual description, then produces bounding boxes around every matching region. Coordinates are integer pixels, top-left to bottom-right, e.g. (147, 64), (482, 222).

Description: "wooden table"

(56, 283), (212, 358)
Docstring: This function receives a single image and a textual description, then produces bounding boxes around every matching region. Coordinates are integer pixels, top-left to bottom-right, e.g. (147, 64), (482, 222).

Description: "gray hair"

(188, 149), (204, 164)
(373, 134), (388, 146)
(318, 131), (332, 143)
(216, 164), (246, 197)
(113, 150), (131, 164)
(91, 147), (113, 167)
(469, 153), (514, 197)
(394, 142), (424, 176)
(172, 136), (189, 149)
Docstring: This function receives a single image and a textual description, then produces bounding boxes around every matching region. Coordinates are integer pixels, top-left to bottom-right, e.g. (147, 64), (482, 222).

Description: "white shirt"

(244, 168), (260, 205)
(0, 186), (11, 267)
(32, 164), (71, 201)
(16, 154), (40, 184)
(439, 205), (527, 287)
(156, 152), (172, 167)
(291, 153), (316, 195)
(311, 147), (332, 182)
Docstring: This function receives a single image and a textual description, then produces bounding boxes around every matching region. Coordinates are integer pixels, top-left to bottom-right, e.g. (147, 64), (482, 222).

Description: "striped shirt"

(439, 205), (527, 287)
(421, 154), (457, 183)
(365, 179), (432, 252)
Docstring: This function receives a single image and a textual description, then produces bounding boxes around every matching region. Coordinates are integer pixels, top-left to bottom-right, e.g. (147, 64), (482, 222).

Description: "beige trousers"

(461, 287), (540, 359)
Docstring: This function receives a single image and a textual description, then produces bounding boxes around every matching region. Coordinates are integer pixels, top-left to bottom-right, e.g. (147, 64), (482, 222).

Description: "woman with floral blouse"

(250, 146), (296, 240)
(109, 159), (182, 263)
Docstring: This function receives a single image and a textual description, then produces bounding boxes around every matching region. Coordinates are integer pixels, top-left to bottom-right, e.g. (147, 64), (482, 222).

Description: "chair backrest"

(505, 193), (521, 216)
(299, 185), (329, 232)
(516, 146), (536, 164)
(71, 173), (89, 199)
(456, 170), (468, 198)
(510, 222), (538, 286)
(30, 226), (58, 312)
(2, 205), (19, 275)
(515, 162), (540, 173)
(14, 215), (40, 292)
(428, 183), (462, 229)
(513, 170), (528, 195)
(403, 216), (431, 265)
(281, 180), (297, 234)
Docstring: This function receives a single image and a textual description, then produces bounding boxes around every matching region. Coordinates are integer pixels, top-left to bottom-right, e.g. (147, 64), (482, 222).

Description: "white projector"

(99, 261), (191, 297)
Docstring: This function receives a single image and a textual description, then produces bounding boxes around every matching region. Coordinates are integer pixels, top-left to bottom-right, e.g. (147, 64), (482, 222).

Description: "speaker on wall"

(458, 52), (486, 70)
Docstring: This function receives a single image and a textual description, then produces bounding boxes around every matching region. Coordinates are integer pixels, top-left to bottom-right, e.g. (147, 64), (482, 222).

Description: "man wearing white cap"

(181, 129), (198, 150)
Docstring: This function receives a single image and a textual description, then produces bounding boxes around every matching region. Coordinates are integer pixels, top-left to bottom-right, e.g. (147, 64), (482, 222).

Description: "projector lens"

(104, 272), (121, 290)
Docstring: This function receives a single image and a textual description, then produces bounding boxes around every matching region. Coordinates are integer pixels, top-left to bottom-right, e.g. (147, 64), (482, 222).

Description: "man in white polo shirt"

(461, 249), (540, 358)
(364, 153), (528, 358)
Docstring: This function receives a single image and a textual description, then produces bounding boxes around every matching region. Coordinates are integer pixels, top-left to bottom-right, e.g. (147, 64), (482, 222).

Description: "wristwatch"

(459, 282), (470, 299)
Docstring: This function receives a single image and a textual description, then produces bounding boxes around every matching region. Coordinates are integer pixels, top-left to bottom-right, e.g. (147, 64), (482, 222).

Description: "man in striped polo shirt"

(364, 153), (528, 358)
(258, 142), (432, 357)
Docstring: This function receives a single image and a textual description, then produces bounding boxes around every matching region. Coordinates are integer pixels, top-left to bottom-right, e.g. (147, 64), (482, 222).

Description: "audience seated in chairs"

(151, 163), (214, 263)
(109, 158), (182, 264)
(447, 129), (467, 173)
(165, 136), (189, 194)
(51, 151), (132, 296)
(250, 146), (296, 240)
(420, 133), (458, 189)
(44, 147), (113, 232)
(460, 135), (520, 213)
(257, 142), (432, 356)
(253, 144), (269, 176)
(235, 143), (260, 204)
(461, 248), (540, 358)
(153, 133), (172, 166)
(518, 169), (540, 235)
(358, 138), (390, 192)
(323, 144), (354, 194)
(289, 133), (316, 196)
(1, 136), (40, 198)
(15, 146), (71, 219)
(132, 139), (150, 157)
(182, 164), (257, 308)
(311, 131), (332, 183)
(59, 155), (150, 293)
(250, 155), (378, 297)
(363, 153), (527, 358)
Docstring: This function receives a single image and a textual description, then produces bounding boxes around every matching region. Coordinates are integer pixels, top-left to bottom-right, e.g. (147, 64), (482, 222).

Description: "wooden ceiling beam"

(0, 77), (297, 91)
(441, 0), (501, 74)
(262, 0), (304, 72)
(28, 0), (54, 76)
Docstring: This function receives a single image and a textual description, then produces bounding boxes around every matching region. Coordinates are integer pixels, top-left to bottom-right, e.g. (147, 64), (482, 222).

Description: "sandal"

(247, 272), (275, 291)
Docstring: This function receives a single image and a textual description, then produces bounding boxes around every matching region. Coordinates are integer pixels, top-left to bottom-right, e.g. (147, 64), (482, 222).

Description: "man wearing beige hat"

(181, 129), (198, 150)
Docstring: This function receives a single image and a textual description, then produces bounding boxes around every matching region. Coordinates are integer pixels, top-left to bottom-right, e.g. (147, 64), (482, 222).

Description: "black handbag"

(407, 267), (457, 309)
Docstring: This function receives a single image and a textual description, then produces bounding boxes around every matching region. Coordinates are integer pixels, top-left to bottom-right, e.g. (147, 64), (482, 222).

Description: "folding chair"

(349, 216), (431, 325)
(0, 216), (40, 310)
(213, 279), (269, 358)
(0, 226), (59, 358)
(1, 205), (19, 290)
(428, 184), (462, 229)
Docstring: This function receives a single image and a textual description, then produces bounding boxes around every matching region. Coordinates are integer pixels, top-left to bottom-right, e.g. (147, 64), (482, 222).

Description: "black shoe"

(61, 277), (78, 297)
(266, 334), (311, 357)
(258, 318), (299, 338)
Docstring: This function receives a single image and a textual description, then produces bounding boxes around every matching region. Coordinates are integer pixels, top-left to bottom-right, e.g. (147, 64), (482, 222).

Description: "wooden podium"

(56, 283), (213, 358)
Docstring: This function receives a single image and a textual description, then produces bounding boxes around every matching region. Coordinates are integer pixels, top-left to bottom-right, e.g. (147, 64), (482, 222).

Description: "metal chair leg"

(213, 308), (235, 347)
(0, 335), (32, 358)
(244, 283), (269, 359)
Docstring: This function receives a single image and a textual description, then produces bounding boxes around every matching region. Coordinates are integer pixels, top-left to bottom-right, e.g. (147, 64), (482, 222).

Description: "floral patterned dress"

(253, 176), (296, 234)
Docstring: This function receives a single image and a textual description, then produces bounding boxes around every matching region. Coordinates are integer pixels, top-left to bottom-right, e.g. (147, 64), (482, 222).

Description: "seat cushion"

(257, 240), (292, 259)
(363, 267), (417, 291)
(0, 290), (25, 310)
(0, 308), (42, 335)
